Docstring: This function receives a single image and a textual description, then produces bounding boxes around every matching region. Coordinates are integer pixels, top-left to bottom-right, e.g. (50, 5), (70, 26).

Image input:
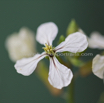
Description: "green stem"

(67, 78), (75, 103)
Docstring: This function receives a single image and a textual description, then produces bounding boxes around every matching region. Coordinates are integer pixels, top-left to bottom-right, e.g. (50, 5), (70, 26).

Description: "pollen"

(43, 44), (55, 56)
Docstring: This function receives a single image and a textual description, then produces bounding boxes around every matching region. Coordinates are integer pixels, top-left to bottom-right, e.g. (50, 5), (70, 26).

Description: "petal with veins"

(55, 32), (88, 53)
(48, 57), (73, 89)
(14, 52), (46, 76)
(36, 22), (58, 45)
(92, 54), (104, 79)
(88, 32), (104, 49)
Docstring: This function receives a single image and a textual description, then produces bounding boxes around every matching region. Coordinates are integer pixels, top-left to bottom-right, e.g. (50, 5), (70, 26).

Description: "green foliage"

(80, 60), (92, 77)
(98, 92), (104, 103)
(69, 57), (85, 67)
(58, 35), (65, 44)
(66, 19), (79, 36)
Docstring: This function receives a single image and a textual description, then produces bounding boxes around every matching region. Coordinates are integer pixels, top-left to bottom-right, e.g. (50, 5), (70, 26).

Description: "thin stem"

(67, 78), (75, 103)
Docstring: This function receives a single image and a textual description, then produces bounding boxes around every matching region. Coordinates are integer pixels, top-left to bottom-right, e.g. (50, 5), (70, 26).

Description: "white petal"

(48, 57), (73, 89)
(5, 27), (36, 62)
(88, 32), (104, 49)
(14, 52), (46, 76)
(36, 22), (58, 45)
(55, 32), (88, 53)
(92, 54), (104, 79)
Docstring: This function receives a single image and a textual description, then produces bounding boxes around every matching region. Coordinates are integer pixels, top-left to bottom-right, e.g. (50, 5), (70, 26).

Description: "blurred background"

(0, 1), (104, 103)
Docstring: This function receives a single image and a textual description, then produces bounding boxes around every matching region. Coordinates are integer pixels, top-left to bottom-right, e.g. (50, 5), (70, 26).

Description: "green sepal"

(45, 56), (49, 60)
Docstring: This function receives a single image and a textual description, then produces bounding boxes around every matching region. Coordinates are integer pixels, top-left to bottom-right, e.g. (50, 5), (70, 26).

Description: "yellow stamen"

(43, 44), (55, 56)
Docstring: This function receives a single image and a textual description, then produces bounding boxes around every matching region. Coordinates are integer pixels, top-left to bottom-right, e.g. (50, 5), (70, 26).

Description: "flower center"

(43, 43), (55, 57)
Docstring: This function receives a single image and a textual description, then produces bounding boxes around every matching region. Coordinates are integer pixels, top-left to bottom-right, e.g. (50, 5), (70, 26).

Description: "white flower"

(5, 27), (36, 62)
(14, 22), (88, 89)
(88, 32), (104, 49)
(92, 54), (104, 79)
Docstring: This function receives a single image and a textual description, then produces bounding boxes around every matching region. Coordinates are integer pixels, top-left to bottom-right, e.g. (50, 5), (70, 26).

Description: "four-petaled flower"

(14, 22), (88, 89)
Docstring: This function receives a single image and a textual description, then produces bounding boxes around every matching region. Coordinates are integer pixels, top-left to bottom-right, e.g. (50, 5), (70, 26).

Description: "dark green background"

(0, 1), (104, 103)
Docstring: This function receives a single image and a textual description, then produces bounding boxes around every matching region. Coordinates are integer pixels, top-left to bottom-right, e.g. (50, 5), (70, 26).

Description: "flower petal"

(14, 52), (46, 76)
(36, 22), (58, 45)
(92, 54), (104, 79)
(5, 27), (36, 62)
(55, 32), (88, 53)
(88, 32), (104, 49)
(48, 57), (73, 89)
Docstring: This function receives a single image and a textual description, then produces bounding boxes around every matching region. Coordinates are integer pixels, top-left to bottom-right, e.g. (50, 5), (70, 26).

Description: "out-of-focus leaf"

(80, 60), (92, 77)
(66, 19), (79, 36)
(36, 61), (62, 96)
(69, 58), (85, 67)
(58, 35), (65, 44)
(98, 92), (104, 103)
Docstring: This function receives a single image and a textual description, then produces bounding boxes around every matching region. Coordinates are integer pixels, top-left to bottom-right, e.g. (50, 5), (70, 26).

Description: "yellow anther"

(43, 43), (55, 56)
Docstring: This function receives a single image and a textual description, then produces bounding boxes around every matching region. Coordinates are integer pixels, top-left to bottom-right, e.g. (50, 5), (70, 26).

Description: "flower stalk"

(67, 78), (75, 103)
